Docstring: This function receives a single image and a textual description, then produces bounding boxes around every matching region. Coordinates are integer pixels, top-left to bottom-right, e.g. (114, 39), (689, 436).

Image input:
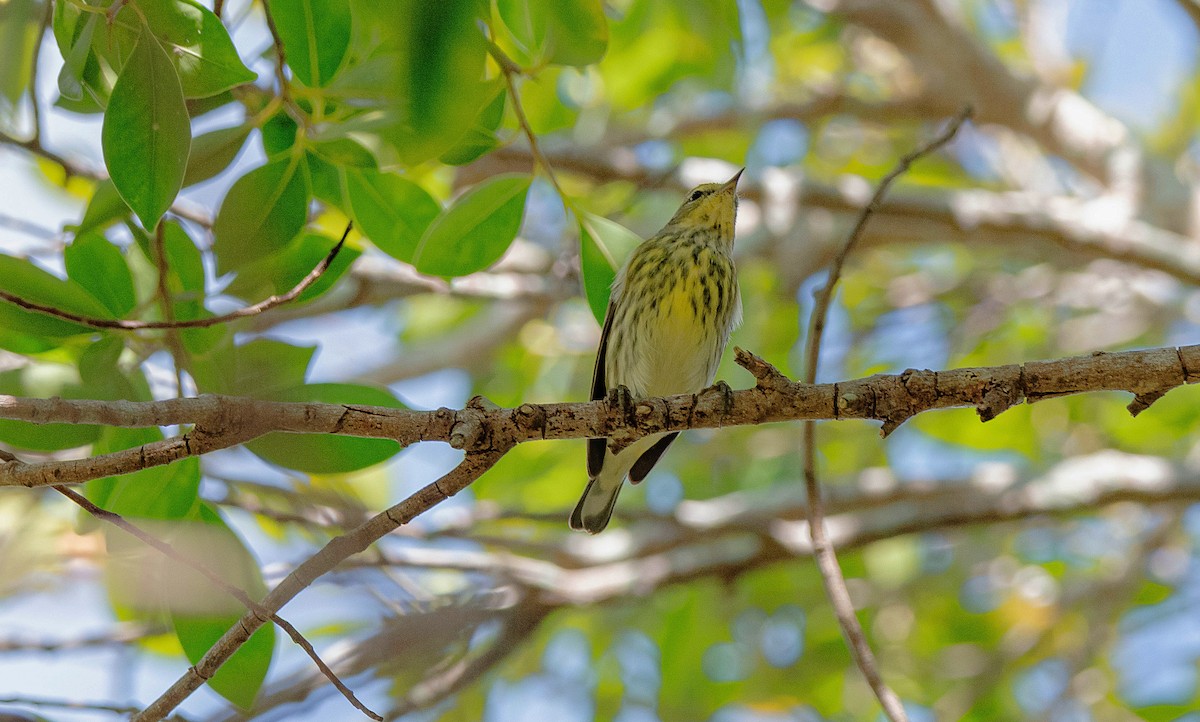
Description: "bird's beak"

(721, 168), (744, 192)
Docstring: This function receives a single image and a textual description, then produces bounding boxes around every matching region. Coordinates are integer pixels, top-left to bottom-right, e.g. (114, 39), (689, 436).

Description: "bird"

(570, 169), (744, 533)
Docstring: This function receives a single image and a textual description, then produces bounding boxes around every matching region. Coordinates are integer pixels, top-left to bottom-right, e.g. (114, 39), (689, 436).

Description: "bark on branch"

(1, 344), (1196, 488)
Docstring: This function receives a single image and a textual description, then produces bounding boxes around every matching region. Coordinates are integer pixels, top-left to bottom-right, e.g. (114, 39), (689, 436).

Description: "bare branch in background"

(131, 447), (510, 722)
(796, 105), (973, 722)
(53, 485), (383, 721)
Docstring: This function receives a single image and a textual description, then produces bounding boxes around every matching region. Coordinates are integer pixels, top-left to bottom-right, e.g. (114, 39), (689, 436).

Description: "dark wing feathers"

(586, 303), (615, 479)
(629, 432), (679, 483)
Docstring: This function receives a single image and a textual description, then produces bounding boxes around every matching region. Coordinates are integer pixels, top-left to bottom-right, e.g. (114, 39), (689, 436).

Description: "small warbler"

(570, 169), (744, 533)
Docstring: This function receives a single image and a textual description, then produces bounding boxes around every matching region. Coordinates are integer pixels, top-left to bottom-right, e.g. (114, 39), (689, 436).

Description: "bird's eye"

(687, 189), (705, 202)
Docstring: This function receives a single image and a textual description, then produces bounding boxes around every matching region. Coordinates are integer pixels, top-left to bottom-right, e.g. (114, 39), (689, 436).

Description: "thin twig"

(258, 0), (308, 128)
(0, 128), (94, 178)
(53, 485), (384, 722)
(799, 106), (973, 722)
(0, 212), (59, 240)
(0, 695), (143, 717)
(0, 223), (351, 330)
(153, 222), (188, 394)
(131, 448), (510, 722)
(385, 604), (549, 720)
(489, 42), (569, 204)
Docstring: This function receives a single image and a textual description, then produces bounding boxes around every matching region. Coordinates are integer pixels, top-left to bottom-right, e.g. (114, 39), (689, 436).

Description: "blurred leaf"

(161, 220), (206, 295)
(271, 0), (351, 87)
(912, 405), (1039, 460)
(310, 137), (377, 168)
(438, 84), (506, 166)
(344, 168), (440, 262)
(191, 338), (314, 397)
(212, 156), (309, 274)
(0, 368), (101, 450)
(183, 124), (251, 187)
(101, 32), (191, 229)
(0, 0), (43, 116)
(247, 383), (405, 473)
(0, 253), (112, 341)
(73, 179), (130, 235)
(54, 5), (96, 102)
(260, 111), (298, 156)
(102, 504), (272, 710)
(64, 232), (136, 317)
(88, 428), (201, 520)
(499, 0), (607, 67)
(223, 231), (360, 305)
(171, 505), (273, 710)
(579, 212), (642, 324)
(342, 0), (491, 165)
(412, 174), (531, 277)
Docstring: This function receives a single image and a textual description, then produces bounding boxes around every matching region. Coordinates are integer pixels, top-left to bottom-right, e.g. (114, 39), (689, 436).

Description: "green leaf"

(247, 383), (405, 473)
(183, 124), (251, 187)
(579, 212), (642, 324)
(73, 179), (131, 235)
(172, 506), (273, 710)
(65, 233), (136, 317)
(342, 0), (491, 165)
(438, 84), (506, 166)
(0, 0), (43, 116)
(270, 0), (351, 87)
(223, 231), (360, 305)
(344, 168), (440, 262)
(54, 7), (96, 102)
(412, 174), (531, 277)
(88, 428), (201, 520)
(191, 338), (314, 397)
(175, 612), (273, 710)
(115, 0), (256, 98)
(212, 157), (309, 274)
(0, 253), (113, 324)
(260, 112), (298, 157)
(0, 368), (102, 451)
(162, 220), (206, 295)
(544, 0), (608, 66)
(102, 504), (273, 710)
(498, 0), (608, 67)
(101, 32), (191, 229)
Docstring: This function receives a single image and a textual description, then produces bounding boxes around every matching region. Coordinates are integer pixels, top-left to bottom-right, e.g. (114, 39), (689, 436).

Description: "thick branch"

(2, 344), (1197, 487)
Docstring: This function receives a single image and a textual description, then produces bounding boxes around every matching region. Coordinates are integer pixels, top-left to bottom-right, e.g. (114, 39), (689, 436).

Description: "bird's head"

(666, 168), (743, 242)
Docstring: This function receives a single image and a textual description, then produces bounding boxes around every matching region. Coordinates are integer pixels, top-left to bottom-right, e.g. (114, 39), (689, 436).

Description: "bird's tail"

(569, 469), (623, 534)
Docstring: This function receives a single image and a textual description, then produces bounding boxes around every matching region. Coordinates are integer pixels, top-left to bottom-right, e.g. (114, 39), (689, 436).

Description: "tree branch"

(2, 342), (1198, 487)
(53, 485), (382, 721)
(131, 447), (510, 722)
(797, 105), (972, 722)
(0, 224), (351, 331)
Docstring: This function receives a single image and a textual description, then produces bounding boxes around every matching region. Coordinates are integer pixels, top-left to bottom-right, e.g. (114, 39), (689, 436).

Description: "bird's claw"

(703, 380), (735, 417)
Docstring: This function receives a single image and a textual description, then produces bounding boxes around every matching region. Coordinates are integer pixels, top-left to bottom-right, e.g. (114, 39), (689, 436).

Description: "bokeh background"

(2, 0), (1200, 720)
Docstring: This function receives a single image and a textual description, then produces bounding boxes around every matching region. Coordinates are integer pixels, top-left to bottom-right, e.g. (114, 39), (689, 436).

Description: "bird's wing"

(628, 432), (680, 484)
(587, 302), (615, 479)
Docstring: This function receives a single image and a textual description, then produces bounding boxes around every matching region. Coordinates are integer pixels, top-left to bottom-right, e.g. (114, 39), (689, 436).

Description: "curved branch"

(0, 225), (351, 331)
